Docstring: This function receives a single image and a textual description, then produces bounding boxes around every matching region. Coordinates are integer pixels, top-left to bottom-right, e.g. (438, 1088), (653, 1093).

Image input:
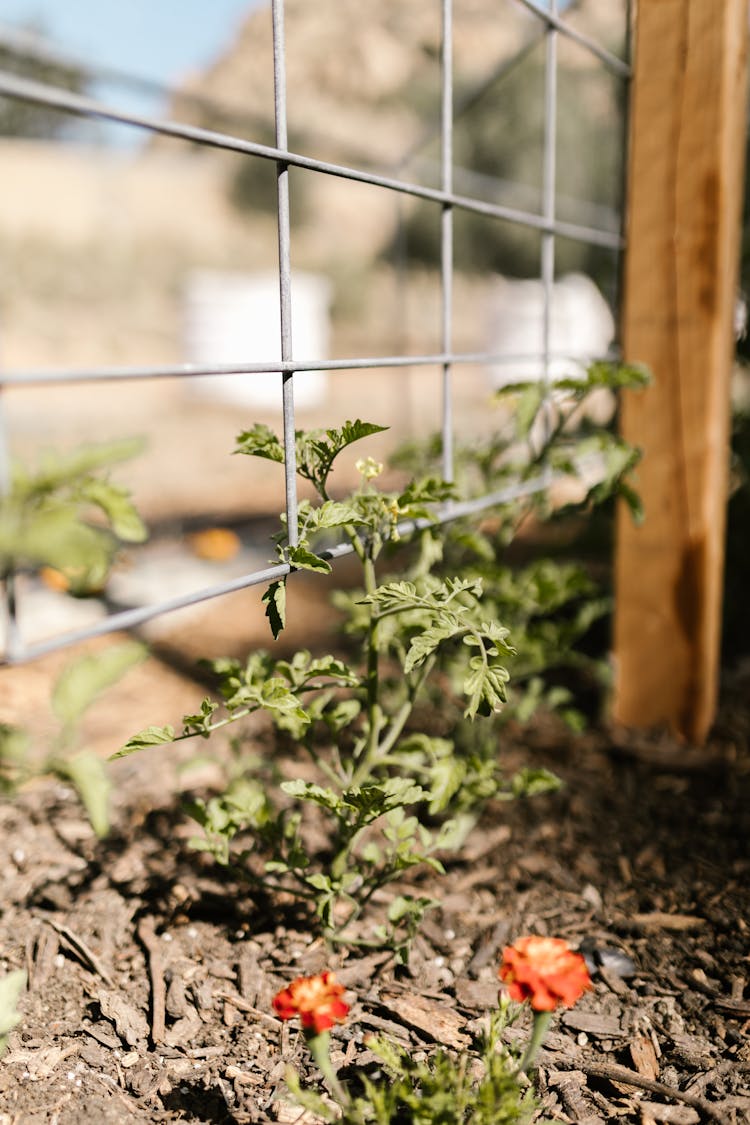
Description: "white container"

(183, 270), (330, 408)
(487, 272), (615, 387)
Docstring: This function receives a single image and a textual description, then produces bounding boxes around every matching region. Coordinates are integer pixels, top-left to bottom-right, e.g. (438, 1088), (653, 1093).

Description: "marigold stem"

(305, 1029), (348, 1105)
(518, 1009), (553, 1075)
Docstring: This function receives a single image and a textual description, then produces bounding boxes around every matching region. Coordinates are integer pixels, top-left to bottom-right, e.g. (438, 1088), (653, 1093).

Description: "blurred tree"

(0, 30), (88, 139)
(385, 47), (625, 284)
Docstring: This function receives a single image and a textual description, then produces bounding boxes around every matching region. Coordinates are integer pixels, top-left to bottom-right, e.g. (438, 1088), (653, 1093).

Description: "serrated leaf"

(182, 698), (219, 737)
(463, 656), (510, 719)
(338, 420), (389, 446)
(234, 424), (284, 462)
(52, 642), (147, 728)
(281, 779), (343, 812)
(110, 724), (176, 760)
(324, 698), (361, 732)
(303, 656), (358, 685)
(308, 500), (367, 530)
(403, 619), (460, 673)
(57, 750), (111, 837)
(287, 545), (332, 573)
(509, 767), (562, 799)
(262, 579), (286, 639)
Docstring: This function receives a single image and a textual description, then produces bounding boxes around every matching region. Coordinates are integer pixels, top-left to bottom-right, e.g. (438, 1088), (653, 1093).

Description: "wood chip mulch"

(1, 687), (749, 1124)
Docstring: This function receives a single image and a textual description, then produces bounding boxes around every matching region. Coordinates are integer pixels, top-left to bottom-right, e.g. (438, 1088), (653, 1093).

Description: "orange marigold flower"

(272, 971), (350, 1034)
(499, 935), (592, 1012)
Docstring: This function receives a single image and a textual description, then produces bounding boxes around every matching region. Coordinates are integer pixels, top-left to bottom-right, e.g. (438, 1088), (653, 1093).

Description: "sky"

(0, 0), (264, 136)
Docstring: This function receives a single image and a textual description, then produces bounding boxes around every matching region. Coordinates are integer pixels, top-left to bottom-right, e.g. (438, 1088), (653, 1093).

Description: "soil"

(5, 336), (745, 1120)
(1, 642), (749, 1125)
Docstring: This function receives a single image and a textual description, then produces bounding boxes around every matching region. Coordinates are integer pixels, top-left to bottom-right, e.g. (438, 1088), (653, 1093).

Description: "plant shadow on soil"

(1, 677), (750, 1123)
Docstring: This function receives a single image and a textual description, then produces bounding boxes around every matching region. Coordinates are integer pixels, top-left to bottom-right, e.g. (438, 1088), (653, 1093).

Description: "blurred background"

(0, 0), (635, 660)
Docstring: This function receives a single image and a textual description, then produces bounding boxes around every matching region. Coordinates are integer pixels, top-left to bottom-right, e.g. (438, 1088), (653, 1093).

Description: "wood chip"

(624, 913), (707, 932)
(379, 991), (470, 1048)
(629, 1034), (660, 1080)
(546, 1070), (606, 1125)
(638, 1103), (700, 1124)
(97, 989), (149, 1047)
(561, 1010), (624, 1037)
(163, 1014), (204, 1048)
(454, 977), (501, 1011)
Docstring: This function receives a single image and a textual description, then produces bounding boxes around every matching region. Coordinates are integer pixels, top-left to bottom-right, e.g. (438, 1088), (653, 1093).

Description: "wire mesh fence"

(0, 0), (630, 666)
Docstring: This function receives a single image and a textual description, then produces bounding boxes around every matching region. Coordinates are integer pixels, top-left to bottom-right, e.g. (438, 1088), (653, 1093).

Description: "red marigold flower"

(499, 936), (592, 1012)
(272, 971), (350, 1035)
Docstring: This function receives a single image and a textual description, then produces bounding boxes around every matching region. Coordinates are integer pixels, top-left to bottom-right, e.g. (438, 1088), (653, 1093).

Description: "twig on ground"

(572, 1058), (726, 1122)
(136, 916), (166, 1045)
(46, 917), (114, 987)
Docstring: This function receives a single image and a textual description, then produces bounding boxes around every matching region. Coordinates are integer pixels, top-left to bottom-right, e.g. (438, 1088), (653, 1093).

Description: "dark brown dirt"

(1, 657), (750, 1125)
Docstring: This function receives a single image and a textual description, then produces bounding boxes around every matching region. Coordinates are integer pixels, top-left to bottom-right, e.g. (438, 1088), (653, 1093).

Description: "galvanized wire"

(0, 71), (622, 249)
(0, 0), (629, 664)
(540, 0), (559, 468)
(271, 0), (299, 548)
(440, 0), (455, 487)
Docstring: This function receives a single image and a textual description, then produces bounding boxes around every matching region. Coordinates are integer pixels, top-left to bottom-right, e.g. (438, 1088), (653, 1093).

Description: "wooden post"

(613, 0), (748, 742)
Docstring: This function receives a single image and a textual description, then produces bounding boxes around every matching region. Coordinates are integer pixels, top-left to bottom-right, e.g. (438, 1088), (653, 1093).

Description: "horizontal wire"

(512, 0), (631, 77)
(1, 473), (555, 666)
(0, 349), (620, 388)
(0, 71), (623, 250)
(0, 21), (270, 135)
(0, 5), (629, 667)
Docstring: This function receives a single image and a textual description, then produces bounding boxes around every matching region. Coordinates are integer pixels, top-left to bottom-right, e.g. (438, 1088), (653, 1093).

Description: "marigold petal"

(271, 972), (350, 1032)
(499, 936), (591, 1012)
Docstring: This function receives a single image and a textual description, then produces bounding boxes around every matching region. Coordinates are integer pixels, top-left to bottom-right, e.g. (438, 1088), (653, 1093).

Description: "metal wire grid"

(0, 0), (630, 665)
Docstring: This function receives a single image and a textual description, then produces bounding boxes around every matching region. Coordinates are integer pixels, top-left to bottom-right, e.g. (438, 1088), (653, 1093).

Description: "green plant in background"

(391, 361), (649, 729)
(0, 438), (148, 834)
(116, 420), (552, 955)
(0, 970), (25, 1057)
(269, 948), (595, 1125)
(286, 1009), (540, 1125)
(0, 641), (147, 836)
(0, 437), (147, 595)
(115, 366), (645, 954)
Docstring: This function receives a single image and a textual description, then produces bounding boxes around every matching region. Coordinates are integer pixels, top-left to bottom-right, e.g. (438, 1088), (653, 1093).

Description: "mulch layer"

(1, 667), (750, 1125)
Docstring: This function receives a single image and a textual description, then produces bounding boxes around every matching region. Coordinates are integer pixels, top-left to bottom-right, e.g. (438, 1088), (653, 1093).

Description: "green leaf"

(296, 420), (389, 489)
(182, 698), (219, 737)
(57, 750), (111, 837)
(0, 970), (26, 1055)
(287, 545), (332, 574)
(307, 500), (367, 530)
(463, 656), (510, 719)
(262, 579), (286, 639)
(234, 424), (284, 463)
(281, 779), (343, 812)
(0, 504), (113, 577)
(403, 618), (461, 673)
(52, 642), (147, 728)
(324, 698), (361, 732)
(508, 766), (562, 799)
(110, 724), (176, 760)
(12, 438), (145, 498)
(80, 479), (147, 542)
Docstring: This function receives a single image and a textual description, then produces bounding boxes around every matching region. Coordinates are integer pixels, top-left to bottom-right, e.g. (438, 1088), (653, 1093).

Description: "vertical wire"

(0, 389), (22, 660)
(440, 0), (455, 487)
(613, 0), (634, 342)
(540, 0), (558, 475)
(271, 0), (298, 547)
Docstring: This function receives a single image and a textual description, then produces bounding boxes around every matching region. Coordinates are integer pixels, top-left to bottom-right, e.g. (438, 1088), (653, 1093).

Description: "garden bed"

(1, 660), (749, 1124)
